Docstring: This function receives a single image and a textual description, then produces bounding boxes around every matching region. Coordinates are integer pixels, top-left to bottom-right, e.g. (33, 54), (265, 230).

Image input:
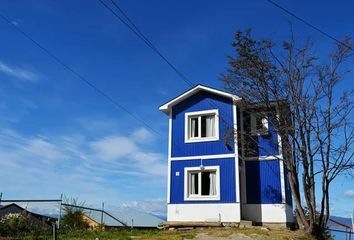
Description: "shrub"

(60, 198), (90, 230)
(61, 209), (90, 230)
(0, 212), (50, 237)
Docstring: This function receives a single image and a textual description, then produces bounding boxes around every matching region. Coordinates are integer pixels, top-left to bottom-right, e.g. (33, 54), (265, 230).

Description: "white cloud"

(132, 152), (166, 176)
(23, 138), (66, 161)
(0, 61), (38, 82)
(88, 134), (166, 177)
(0, 123), (167, 215)
(344, 190), (354, 198)
(111, 198), (166, 217)
(131, 127), (154, 143)
(0, 128), (166, 217)
(90, 136), (136, 160)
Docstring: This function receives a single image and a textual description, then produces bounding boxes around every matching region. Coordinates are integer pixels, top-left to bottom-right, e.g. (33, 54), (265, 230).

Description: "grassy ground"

(53, 227), (315, 240)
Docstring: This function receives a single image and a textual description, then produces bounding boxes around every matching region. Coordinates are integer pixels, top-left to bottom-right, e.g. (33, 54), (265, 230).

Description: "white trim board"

(159, 85), (242, 115)
(233, 102), (240, 203)
(276, 108), (286, 204)
(167, 110), (173, 204)
(243, 155), (283, 161)
(171, 153), (236, 161)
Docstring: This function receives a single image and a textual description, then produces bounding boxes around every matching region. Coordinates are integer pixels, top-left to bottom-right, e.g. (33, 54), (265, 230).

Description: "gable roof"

(0, 203), (56, 222)
(0, 203), (24, 211)
(159, 84), (241, 115)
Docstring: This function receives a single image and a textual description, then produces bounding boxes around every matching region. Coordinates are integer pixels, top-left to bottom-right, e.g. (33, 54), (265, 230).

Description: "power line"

(108, 0), (156, 49)
(98, 0), (249, 143)
(98, 0), (297, 160)
(266, 0), (352, 50)
(1, 3), (269, 156)
(0, 13), (162, 137)
(97, 0), (195, 87)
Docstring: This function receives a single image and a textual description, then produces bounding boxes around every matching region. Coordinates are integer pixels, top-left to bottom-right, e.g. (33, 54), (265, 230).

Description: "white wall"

(242, 203), (293, 223)
(168, 203), (240, 222)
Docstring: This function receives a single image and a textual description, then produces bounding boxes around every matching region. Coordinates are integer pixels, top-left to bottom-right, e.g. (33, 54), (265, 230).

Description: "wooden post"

(52, 222), (57, 240)
(57, 194), (63, 229)
(0, 192), (3, 217)
(101, 202), (104, 230)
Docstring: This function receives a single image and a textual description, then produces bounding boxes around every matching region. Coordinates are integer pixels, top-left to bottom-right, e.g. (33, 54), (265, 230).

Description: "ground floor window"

(184, 166), (220, 201)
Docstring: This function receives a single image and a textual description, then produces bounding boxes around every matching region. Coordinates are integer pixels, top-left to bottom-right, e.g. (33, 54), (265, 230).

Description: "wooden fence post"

(58, 194), (63, 229)
(0, 192), (2, 217)
(101, 202), (104, 230)
(52, 222), (57, 240)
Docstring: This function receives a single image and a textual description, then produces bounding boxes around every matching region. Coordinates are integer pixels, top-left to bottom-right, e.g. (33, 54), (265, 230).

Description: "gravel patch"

(193, 233), (265, 240)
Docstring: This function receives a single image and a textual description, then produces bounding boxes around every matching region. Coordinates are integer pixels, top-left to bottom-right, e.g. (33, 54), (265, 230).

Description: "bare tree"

(221, 29), (354, 238)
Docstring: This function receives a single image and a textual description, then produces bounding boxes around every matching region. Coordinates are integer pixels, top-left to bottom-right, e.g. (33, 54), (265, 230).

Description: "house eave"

(159, 85), (242, 115)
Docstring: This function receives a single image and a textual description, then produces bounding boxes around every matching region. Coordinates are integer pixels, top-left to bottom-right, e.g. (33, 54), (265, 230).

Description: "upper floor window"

(251, 112), (268, 135)
(185, 109), (219, 143)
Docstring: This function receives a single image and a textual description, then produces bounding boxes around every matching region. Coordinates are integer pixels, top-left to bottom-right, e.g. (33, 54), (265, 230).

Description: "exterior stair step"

(239, 220), (254, 228)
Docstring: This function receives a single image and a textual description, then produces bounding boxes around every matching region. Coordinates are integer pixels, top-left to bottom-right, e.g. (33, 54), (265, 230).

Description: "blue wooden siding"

(170, 158), (236, 204)
(245, 160), (282, 204)
(243, 112), (279, 158)
(171, 91), (234, 157)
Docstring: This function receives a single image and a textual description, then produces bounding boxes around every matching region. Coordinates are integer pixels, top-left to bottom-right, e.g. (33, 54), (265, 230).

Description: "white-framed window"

(184, 166), (220, 201)
(184, 109), (219, 143)
(251, 112), (269, 135)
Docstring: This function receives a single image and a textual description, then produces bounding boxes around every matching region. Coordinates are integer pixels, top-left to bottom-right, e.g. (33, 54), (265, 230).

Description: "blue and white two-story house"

(159, 85), (293, 225)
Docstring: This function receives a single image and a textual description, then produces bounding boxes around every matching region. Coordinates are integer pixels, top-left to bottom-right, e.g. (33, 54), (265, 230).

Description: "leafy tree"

(221, 29), (354, 238)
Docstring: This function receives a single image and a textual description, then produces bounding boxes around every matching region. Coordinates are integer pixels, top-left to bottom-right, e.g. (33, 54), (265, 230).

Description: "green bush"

(0, 212), (51, 237)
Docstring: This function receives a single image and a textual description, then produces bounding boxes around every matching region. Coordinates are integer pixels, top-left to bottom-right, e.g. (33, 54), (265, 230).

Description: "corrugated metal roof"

(84, 210), (163, 228)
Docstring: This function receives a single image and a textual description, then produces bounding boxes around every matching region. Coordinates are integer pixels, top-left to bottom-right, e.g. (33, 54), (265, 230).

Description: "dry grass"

(200, 227), (314, 240)
(53, 227), (316, 240)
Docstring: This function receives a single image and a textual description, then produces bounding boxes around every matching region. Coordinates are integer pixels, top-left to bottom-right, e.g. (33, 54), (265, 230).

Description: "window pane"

(201, 116), (206, 137)
(201, 171), (217, 196)
(189, 173), (198, 195)
(256, 116), (263, 131)
(201, 172), (210, 195)
(209, 172), (217, 195)
(201, 115), (215, 138)
(190, 117), (199, 138)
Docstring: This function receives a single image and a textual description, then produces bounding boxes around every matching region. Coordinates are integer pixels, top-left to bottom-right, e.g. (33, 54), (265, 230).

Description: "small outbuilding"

(0, 203), (56, 228)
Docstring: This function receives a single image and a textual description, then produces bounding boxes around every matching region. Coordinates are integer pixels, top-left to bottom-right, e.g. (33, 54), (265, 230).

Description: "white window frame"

(184, 166), (220, 201)
(251, 112), (269, 136)
(184, 109), (219, 143)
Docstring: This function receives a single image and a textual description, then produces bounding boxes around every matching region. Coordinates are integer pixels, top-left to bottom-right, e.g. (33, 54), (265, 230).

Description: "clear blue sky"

(0, 0), (353, 217)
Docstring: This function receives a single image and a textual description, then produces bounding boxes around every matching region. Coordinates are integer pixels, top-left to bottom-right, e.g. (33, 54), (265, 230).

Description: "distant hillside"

(328, 216), (352, 231)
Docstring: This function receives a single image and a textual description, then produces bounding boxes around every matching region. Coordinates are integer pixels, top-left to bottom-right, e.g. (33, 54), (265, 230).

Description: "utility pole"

(52, 223), (57, 240)
(352, 209), (354, 232)
(101, 202), (104, 230)
(57, 194), (63, 229)
(0, 192), (3, 217)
